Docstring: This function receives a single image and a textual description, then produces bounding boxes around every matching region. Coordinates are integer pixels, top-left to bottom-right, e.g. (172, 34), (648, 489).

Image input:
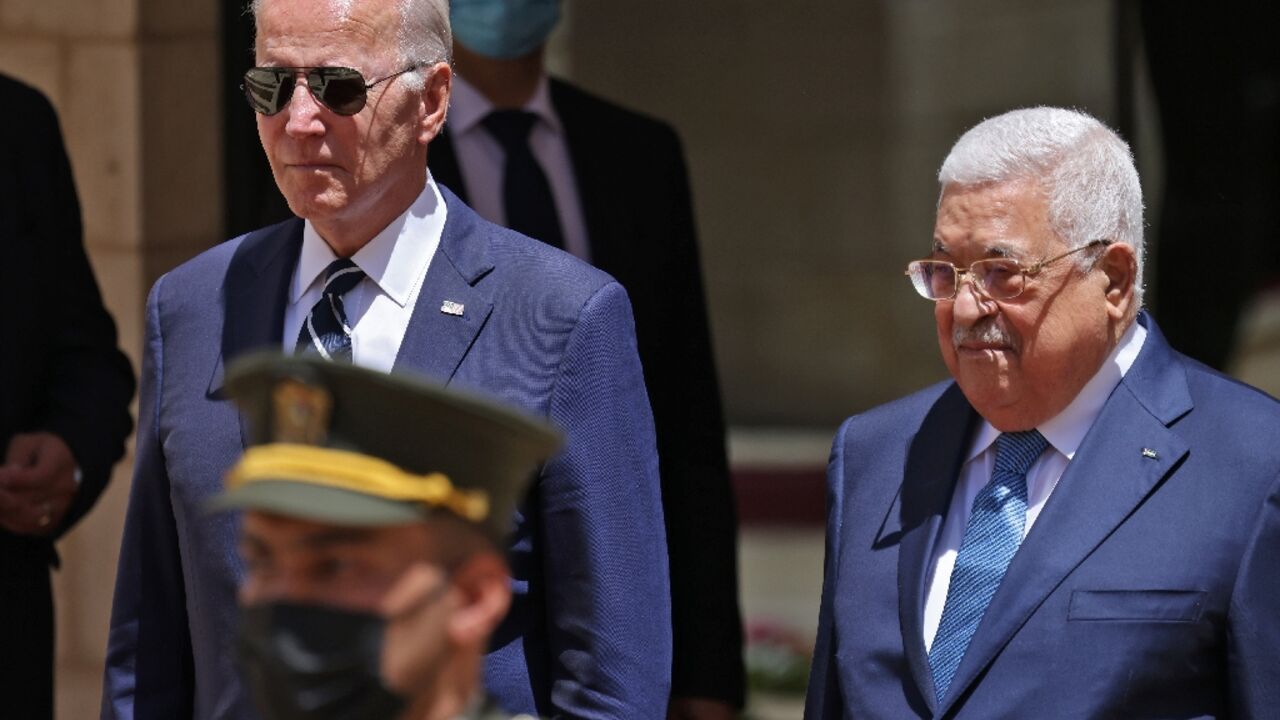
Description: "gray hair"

(249, 0), (451, 89)
(938, 107), (1145, 302)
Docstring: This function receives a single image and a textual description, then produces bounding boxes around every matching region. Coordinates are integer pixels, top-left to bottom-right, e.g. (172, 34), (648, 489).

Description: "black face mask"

(237, 602), (407, 720)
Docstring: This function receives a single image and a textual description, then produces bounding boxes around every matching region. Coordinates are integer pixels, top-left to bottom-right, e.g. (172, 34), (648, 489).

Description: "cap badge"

(272, 378), (333, 445)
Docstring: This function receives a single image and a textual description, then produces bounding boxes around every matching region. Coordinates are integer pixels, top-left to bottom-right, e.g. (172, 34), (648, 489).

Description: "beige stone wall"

(0, 0), (220, 715)
(565, 0), (1117, 428)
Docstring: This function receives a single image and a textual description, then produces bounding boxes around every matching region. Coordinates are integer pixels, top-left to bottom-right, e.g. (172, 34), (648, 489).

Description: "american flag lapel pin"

(440, 300), (465, 317)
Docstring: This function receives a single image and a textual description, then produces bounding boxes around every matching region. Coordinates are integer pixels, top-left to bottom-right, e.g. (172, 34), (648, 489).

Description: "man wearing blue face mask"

(429, 4), (744, 719)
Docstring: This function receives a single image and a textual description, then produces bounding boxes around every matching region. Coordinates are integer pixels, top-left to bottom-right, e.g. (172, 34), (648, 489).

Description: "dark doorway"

(222, 2), (292, 239)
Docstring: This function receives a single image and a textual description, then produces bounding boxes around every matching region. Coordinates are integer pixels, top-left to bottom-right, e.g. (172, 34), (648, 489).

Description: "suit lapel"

(937, 315), (1193, 716)
(894, 384), (979, 714)
(427, 130), (470, 205)
(209, 218), (304, 447)
(392, 186), (494, 383)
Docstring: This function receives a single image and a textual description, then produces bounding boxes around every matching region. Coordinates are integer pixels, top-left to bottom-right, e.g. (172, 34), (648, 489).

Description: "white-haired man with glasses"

(806, 106), (1280, 719)
(102, 0), (671, 718)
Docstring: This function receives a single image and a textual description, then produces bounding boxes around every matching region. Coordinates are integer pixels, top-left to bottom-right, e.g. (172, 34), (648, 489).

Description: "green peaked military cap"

(208, 353), (562, 542)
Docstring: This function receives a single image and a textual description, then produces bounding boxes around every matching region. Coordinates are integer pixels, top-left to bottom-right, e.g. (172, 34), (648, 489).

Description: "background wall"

(567, 0), (1118, 428)
(0, 0), (221, 716)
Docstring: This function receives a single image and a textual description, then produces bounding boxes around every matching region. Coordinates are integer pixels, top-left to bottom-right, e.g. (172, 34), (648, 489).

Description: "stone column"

(0, 0), (221, 715)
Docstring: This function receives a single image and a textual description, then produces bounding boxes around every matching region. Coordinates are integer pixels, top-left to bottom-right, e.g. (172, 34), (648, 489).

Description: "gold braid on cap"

(226, 443), (490, 522)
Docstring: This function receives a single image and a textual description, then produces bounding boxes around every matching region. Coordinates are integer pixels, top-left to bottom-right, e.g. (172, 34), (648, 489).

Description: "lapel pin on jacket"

(440, 300), (465, 317)
(1142, 448), (1158, 459)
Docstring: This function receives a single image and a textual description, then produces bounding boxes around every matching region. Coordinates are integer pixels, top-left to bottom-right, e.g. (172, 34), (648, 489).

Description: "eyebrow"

(930, 240), (1022, 260)
(985, 244), (1016, 259)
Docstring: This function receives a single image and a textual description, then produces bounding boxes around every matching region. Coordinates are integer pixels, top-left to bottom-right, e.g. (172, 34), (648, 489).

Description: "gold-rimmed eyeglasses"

(904, 239), (1113, 301)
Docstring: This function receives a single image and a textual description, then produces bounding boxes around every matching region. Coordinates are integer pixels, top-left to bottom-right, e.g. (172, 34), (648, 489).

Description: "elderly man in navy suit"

(806, 107), (1280, 719)
(101, 0), (669, 718)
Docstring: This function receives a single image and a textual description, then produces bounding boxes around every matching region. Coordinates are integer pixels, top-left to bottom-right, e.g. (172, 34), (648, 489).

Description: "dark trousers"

(0, 558), (54, 720)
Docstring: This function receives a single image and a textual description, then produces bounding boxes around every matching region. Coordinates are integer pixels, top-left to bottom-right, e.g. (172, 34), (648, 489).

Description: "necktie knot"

(481, 110), (538, 154)
(479, 109), (564, 249)
(993, 429), (1049, 477)
(323, 258), (365, 298)
(296, 258), (365, 362)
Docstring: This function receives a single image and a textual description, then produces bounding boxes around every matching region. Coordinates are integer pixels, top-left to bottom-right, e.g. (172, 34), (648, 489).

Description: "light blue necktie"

(295, 258), (365, 362)
(928, 429), (1049, 701)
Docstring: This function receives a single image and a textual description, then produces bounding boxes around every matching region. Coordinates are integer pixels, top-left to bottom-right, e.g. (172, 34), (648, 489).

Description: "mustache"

(953, 318), (1017, 349)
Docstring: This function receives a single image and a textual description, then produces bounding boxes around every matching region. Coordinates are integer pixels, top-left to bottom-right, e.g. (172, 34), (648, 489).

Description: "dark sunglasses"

(241, 64), (423, 116)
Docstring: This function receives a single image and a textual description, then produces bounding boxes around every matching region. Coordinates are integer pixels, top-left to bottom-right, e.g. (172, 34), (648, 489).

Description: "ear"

(1098, 241), (1138, 322)
(418, 62), (453, 146)
(445, 551), (511, 648)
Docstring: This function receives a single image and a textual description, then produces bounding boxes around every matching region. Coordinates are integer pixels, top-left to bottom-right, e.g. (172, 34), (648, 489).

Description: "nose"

(283, 78), (325, 137)
(950, 274), (998, 328)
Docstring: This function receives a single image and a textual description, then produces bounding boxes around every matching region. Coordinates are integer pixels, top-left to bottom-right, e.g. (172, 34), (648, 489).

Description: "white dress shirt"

(282, 179), (447, 372)
(922, 319), (1148, 652)
(445, 73), (591, 261)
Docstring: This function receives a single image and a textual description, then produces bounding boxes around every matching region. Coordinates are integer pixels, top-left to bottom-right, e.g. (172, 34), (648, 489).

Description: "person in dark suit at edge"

(0, 73), (136, 720)
(428, 3), (744, 717)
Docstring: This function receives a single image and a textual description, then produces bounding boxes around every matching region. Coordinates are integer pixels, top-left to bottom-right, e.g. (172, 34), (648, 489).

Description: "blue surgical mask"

(451, 0), (562, 60)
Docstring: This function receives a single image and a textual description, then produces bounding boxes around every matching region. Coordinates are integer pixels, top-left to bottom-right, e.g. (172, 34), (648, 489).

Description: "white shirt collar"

(447, 72), (562, 136)
(290, 178), (445, 308)
(966, 318), (1149, 462)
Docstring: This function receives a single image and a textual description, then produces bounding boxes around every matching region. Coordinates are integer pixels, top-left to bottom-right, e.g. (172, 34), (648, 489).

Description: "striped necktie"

(295, 258), (365, 362)
(928, 429), (1049, 701)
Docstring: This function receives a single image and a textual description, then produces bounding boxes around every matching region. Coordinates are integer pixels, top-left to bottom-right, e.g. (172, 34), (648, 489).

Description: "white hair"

(248, 0), (451, 89)
(938, 107), (1145, 302)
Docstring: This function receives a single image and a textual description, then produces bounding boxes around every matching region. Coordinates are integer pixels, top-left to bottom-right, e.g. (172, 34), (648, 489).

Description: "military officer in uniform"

(210, 354), (559, 720)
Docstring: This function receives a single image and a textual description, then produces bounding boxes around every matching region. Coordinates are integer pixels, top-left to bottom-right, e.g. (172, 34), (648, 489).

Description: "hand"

(0, 433), (78, 536)
(668, 698), (738, 720)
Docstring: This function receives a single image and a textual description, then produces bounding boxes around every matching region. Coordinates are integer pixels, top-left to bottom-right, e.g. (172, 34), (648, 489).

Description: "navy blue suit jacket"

(102, 188), (672, 719)
(806, 314), (1280, 719)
